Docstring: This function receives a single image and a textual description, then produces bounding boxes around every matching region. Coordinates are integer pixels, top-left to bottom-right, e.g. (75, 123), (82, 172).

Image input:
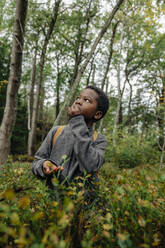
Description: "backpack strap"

(52, 125), (65, 146)
(52, 126), (98, 146)
(93, 131), (98, 142)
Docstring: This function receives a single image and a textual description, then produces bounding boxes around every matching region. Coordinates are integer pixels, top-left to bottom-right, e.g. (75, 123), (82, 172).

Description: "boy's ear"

(94, 110), (103, 121)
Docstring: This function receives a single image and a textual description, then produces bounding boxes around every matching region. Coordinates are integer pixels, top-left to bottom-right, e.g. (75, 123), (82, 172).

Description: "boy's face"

(68, 88), (102, 125)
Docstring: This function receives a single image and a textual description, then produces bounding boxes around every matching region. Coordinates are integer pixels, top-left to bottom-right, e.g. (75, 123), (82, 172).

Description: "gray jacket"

(32, 115), (106, 183)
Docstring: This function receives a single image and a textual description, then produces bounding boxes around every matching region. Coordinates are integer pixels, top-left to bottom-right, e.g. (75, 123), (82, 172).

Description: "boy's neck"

(86, 120), (95, 128)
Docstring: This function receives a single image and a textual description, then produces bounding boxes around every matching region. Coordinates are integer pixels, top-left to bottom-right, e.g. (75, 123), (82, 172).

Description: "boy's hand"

(43, 160), (64, 175)
(68, 104), (82, 118)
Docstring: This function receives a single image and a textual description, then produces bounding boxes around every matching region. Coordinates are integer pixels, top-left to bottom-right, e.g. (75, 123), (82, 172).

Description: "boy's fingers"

(43, 161), (58, 174)
(43, 167), (52, 175)
(57, 166), (64, 171)
(43, 161), (64, 175)
(44, 166), (63, 174)
(51, 165), (59, 172)
(68, 104), (81, 117)
(43, 167), (49, 174)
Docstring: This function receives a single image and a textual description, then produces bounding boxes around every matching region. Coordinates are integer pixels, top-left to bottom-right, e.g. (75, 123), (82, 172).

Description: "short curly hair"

(86, 85), (109, 120)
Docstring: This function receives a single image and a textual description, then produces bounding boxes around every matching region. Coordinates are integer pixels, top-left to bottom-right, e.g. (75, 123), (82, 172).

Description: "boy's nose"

(75, 98), (82, 105)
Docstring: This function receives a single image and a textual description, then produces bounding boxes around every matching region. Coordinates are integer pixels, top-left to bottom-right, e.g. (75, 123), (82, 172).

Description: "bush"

(11, 154), (34, 162)
(105, 132), (160, 168)
(0, 162), (165, 247)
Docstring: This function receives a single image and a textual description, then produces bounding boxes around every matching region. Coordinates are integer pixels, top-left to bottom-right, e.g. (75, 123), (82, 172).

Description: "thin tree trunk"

(99, 78), (111, 133)
(0, 0), (28, 165)
(86, 57), (95, 86)
(56, 86), (60, 118)
(157, 81), (165, 148)
(54, 0), (124, 126)
(64, 0), (94, 87)
(113, 66), (126, 144)
(66, 1), (95, 109)
(27, 45), (37, 132)
(159, 135), (165, 171)
(158, 77), (165, 170)
(28, 0), (61, 156)
(39, 85), (45, 142)
(127, 79), (133, 130)
(56, 55), (60, 118)
(98, 21), (119, 132)
(38, 85), (45, 122)
(101, 21), (119, 91)
(91, 63), (96, 86)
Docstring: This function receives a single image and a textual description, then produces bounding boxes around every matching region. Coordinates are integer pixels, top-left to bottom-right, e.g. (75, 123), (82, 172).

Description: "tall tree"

(27, 41), (38, 136)
(0, 0), (28, 165)
(98, 21), (119, 132)
(54, 0), (125, 126)
(28, 0), (62, 156)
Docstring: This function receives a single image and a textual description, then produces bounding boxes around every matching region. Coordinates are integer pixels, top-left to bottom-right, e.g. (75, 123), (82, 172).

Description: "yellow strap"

(52, 126), (98, 146)
(52, 125), (65, 146)
(93, 131), (98, 141)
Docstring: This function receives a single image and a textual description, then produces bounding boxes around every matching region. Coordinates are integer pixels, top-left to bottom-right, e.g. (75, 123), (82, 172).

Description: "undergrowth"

(0, 162), (165, 248)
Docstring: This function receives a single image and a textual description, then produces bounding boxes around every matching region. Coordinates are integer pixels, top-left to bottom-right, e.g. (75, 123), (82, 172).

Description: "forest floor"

(0, 161), (165, 248)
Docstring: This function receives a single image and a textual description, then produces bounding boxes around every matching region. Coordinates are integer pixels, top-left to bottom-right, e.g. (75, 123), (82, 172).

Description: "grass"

(0, 161), (165, 248)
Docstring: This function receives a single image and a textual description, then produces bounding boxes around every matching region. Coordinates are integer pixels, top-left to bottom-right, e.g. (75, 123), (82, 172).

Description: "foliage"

(0, 88), (28, 155)
(0, 162), (165, 247)
(105, 130), (161, 168)
(0, 42), (10, 82)
(10, 96), (28, 155)
(11, 154), (34, 163)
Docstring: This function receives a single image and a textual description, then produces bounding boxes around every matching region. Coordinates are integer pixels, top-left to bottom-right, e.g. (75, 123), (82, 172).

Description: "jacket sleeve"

(31, 126), (58, 178)
(69, 115), (106, 174)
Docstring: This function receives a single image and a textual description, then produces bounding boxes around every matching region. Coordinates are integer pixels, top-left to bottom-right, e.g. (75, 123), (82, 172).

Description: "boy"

(32, 85), (109, 185)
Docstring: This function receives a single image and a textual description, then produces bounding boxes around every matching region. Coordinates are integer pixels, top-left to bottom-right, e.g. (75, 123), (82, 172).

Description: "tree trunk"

(56, 86), (60, 118)
(27, 45), (37, 133)
(101, 21), (119, 91)
(99, 22), (119, 132)
(56, 56), (61, 118)
(158, 77), (165, 170)
(127, 79), (133, 130)
(91, 63), (96, 86)
(98, 21), (119, 132)
(99, 78), (111, 133)
(28, 0), (62, 156)
(0, 0), (28, 165)
(86, 57), (95, 86)
(38, 86), (45, 122)
(113, 65), (126, 144)
(157, 80), (165, 148)
(65, 2), (95, 110)
(54, 0), (124, 126)
(159, 135), (165, 171)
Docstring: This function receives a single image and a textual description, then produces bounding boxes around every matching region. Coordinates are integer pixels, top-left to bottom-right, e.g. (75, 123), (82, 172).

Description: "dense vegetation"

(0, 134), (164, 247)
(0, 160), (165, 248)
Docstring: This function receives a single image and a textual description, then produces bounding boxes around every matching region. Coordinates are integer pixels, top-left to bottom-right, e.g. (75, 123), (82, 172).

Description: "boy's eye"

(85, 98), (90, 103)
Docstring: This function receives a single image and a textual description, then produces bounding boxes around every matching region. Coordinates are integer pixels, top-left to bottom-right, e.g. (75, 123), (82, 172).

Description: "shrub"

(0, 162), (165, 247)
(105, 132), (160, 168)
(11, 154), (34, 162)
